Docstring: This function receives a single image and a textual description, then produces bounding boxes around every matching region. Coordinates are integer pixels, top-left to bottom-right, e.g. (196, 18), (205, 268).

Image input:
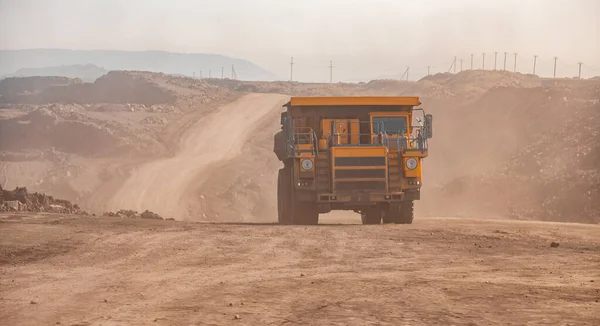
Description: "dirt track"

(1, 213), (599, 325)
(104, 93), (288, 220)
(2, 77), (600, 325)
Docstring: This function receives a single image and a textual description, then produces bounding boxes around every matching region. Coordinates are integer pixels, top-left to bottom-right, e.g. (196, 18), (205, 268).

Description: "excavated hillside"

(0, 72), (236, 206)
(181, 71), (599, 224)
(419, 79), (600, 223)
(1, 69), (598, 224)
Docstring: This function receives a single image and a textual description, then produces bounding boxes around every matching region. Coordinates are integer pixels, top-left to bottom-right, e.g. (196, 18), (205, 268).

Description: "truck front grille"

(335, 181), (386, 191)
(334, 169), (387, 179)
(334, 157), (386, 167)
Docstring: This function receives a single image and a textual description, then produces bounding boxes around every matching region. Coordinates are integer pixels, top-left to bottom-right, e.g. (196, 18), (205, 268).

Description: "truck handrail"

(327, 120), (388, 146)
(392, 129), (428, 154)
(291, 126), (318, 157)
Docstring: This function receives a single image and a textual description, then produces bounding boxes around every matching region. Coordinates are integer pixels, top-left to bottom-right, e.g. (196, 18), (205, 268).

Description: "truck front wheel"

(396, 201), (414, 224)
(278, 166), (319, 225)
(277, 167), (293, 224)
(385, 202), (414, 224)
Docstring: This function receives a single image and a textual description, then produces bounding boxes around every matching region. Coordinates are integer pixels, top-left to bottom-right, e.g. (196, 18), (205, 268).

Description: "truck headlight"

(405, 158), (418, 170)
(301, 159), (313, 171)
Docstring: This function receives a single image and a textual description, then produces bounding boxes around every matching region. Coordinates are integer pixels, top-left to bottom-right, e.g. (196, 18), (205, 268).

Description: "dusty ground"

(101, 93), (287, 219)
(1, 213), (599, 325)
(1, 71), (599, 325)
(2, 71), (599, 222)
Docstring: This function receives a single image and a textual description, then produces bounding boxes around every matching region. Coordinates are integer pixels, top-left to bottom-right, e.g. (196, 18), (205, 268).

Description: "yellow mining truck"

(273, 96), (433, 225)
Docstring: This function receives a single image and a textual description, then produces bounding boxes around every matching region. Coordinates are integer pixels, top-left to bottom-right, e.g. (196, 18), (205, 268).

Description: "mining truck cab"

(274, 96), (432, 225)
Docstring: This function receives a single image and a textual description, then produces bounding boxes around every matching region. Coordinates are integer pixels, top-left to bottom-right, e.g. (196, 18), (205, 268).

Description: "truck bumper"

(316, 192), (404, 203)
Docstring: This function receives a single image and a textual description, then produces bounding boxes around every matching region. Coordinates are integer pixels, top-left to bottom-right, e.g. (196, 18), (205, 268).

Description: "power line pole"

(533, 55), (538, 75)
(460, 59), (463, 71)
(553, 56), (558, 78)
(454, 56), (457, 73)
(231, 65), (237, 80)
(290, 57), (294, 82)
(470, 54), (474, 70)
(503, 52), (508, 71)
(200, 70), (203, 79)
(221, 66), (224, 79)
(209, 70), (211, 78)
(329, 60), (333, 84)
(578, 62), (583, 79)
(400, 66), (409, 80)
(482, 53), (486, 70)
(513, 53), (518, 72)
(494, 52), (498, 70)
(448, 58), (455, 73)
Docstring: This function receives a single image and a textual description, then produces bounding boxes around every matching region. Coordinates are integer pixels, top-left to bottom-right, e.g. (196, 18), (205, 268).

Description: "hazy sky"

(1, 0), (599, 81)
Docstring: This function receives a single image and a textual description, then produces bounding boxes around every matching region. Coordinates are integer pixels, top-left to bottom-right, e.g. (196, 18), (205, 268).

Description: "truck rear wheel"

(294, 204), (319, 225)
(382, 209), (394, 224)
(361, 209), (382, 224)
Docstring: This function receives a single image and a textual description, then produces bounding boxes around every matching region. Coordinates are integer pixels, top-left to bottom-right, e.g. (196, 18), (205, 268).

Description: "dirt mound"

(0, 185), (84, 213)
(9, 64), (108, 82)
(0, 76), (82, 98)
(0, 72), (177, 105)
(103, 209), (165, 220)
(420, 70), (541, 88)
(0, 105), (164, 156)
(422, 81), (600, 223)
(416, 70), (542, 104)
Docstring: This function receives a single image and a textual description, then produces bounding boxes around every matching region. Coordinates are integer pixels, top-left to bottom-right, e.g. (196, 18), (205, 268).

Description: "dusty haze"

(1, 0), (599, 81)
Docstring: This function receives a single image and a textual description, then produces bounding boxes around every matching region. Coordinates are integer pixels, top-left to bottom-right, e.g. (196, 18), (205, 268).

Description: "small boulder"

(141, 210), (163, 220)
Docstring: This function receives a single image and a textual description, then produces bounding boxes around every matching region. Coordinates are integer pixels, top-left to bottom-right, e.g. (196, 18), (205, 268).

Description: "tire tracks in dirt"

(105, 93), (288, 219)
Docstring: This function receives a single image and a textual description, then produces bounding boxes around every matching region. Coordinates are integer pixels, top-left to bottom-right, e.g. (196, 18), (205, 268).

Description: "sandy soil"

(1, 213), (599, 325)
(103, 93), (288, 220)
(2, 72), (599, 325)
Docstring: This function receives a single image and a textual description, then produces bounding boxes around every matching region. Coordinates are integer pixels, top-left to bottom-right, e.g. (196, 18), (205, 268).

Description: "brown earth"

(101, 93), (287, 219)
(0, 186), (84, 214)
(1, 213), (599, 325)
(1, 70), (599, 325)
(0, 72), (238, 204)
(420, 78), (600, 223)
(3, 70), (599, 222)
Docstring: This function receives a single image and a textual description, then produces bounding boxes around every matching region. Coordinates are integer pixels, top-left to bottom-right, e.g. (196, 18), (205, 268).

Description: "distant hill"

(9, 64), (108, 82)
(0, 49), (277, 81)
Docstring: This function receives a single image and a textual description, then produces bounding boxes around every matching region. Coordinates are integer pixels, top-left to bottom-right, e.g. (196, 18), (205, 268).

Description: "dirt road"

(1, 213), (599, 325)
(105, 93), (288, 220)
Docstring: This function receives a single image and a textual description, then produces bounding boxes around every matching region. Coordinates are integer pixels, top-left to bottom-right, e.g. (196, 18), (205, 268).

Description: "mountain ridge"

(0, 49), (277, 81)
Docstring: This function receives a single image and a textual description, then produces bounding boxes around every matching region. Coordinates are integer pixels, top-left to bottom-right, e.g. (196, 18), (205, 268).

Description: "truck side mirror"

(280, 112), (287, 125)
(424, 114), (433, 138)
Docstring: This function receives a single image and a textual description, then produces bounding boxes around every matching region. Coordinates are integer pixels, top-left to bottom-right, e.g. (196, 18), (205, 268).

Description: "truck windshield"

(372, 117), (407, 134)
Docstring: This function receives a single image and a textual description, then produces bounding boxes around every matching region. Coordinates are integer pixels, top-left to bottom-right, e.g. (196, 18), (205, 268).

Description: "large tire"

(273, 131), (287, 161)
(277, 167), (292, 224)
(384, 202), (413, 225)
(361, 209), (382, 224)
(399, 200), (414, 224)
(382, 209), (394, 224)
(295, 203), (319, 225)
(278, 165), (319, 225)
